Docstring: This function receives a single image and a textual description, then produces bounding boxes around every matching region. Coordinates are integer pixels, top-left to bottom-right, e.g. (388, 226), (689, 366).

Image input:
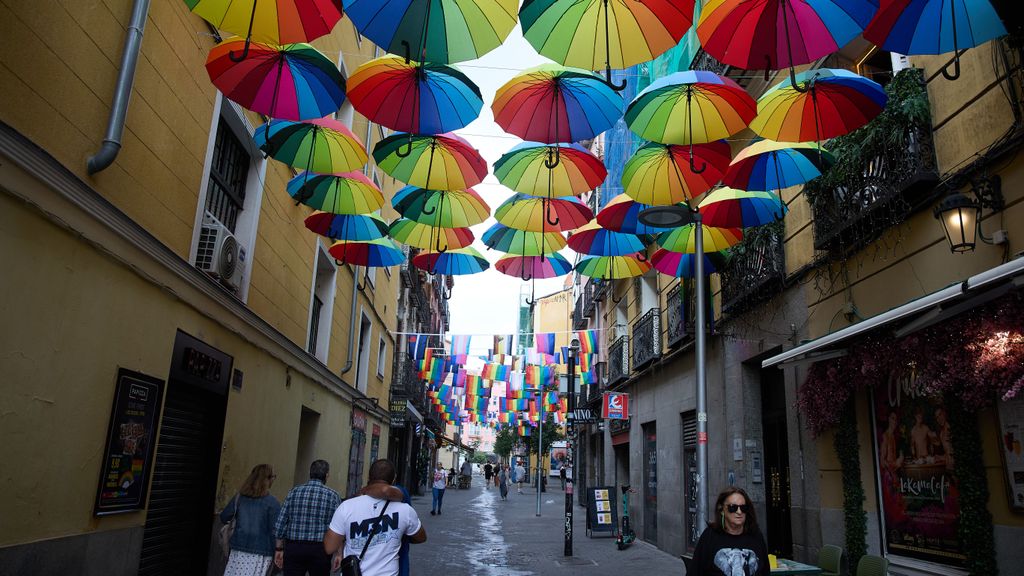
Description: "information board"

(586, 486), (618, 537)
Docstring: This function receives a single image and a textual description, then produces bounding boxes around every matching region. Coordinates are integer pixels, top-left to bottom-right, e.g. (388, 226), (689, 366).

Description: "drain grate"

(554, 557), (598, 567)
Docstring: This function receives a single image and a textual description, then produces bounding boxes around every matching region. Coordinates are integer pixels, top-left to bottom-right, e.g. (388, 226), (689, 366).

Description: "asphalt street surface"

(405, 472), (684, 576)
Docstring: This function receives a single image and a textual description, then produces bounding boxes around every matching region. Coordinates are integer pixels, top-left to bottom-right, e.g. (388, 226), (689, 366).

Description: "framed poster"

(996, 395), (1024, 510)
(94, 368), (165, 515)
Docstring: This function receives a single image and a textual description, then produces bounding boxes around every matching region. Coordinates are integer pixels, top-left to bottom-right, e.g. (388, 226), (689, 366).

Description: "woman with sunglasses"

(690, 487), (770, 575)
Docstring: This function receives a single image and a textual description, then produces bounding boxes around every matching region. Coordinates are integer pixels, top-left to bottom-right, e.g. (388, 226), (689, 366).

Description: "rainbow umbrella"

(391, 186), (491, 228)
(373, 132), (487, 191)
(304, 211), (389, 241)
(255, 118), (367, 172)
(482, 223), (567, 256)
(749, 69), (887, 144)
(566, 220), (647, 257)
(575, 255), (650, 280)
(206, 38), (345, 121)
(698, 188), (788, 229)
(389, 218), (475, 252)
(492, 64), (624, 157)
(495, 253), (573, 281)
(697, 0), (877, 88)
(596, 194), (672, 235)
(622, 141), (731, 206)
(494, 142), (607, 198)
(625, 71), (756, 172)
(342, 0), (519, 64)
(519, 0), (695, 89)
(651, 249), (729, 278)
(185, 0), (343, 60)
(494, 193), (594, 233)
(347, 55), (483, 134)
(723, 140), (834, 192)
(657, 223), (743, 254)
(412, 246), (490, 275)
(287, 170), (384, 214)
(864, 0), (1007, 81)
(327, 238), (406, 267)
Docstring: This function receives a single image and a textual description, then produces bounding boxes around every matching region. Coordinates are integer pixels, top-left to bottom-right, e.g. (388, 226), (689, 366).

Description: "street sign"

(602, 392), (629, 419)
(566, 408), (599, 423)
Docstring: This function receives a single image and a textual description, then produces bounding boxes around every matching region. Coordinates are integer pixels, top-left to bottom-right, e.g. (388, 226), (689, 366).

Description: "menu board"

(586, 486), (618, 536)
(94, 368), (165, 515)
(997, 395), (1024, 510)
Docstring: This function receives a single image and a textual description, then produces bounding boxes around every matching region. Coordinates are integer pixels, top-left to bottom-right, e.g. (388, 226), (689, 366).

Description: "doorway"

(761, 367), (793, 557)
(643, 422), (658, 544)
(294, 407), (320, 484)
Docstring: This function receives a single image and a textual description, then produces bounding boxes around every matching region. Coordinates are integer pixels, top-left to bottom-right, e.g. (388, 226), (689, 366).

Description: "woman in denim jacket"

(221, 464), (281, 575)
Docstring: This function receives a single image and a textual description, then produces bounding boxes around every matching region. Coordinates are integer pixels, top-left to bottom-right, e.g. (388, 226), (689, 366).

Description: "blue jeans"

(432, 487), (445, 512)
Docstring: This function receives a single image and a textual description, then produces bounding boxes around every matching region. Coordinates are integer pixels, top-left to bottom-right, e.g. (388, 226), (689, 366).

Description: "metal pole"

(565, 345), (577, 556)
(536, 399), (544, 516)
(694, 211), (708, 535)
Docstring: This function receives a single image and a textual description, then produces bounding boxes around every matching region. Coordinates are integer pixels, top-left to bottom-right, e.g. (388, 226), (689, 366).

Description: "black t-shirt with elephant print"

(691, 527), (770, 576)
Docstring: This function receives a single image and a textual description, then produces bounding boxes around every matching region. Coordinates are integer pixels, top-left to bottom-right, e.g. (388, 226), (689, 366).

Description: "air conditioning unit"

(197, 213), (245, 292)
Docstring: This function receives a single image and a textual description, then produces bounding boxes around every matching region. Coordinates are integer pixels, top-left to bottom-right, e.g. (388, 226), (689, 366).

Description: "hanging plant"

(834, 397), (868, 571)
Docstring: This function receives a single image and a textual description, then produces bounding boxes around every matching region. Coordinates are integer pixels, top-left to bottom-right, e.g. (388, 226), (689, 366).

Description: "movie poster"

(874, 367), (965, 566)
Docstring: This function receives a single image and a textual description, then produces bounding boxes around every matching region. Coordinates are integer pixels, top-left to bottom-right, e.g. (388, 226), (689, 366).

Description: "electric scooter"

(616, 485), (637, 550)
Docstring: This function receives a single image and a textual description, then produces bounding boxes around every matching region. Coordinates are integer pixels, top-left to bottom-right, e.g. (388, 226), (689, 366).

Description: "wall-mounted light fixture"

(934, 175), (1007, 253)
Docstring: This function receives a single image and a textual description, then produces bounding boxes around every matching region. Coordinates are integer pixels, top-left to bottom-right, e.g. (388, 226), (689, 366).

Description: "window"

(355, 313), (372, 393)
(308, 244), (337, 362)
(376, 337), (387, 379)
(206, 118), (249, 233)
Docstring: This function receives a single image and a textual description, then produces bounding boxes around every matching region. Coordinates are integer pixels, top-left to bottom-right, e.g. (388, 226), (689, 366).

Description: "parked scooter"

(616, 485), (637, 550)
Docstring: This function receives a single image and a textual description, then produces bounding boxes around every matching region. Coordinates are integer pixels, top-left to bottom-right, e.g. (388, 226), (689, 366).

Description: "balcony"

(720, 222), (786, 315)
(690, 48), (728, 75)
(391, 357), (423, 401)
(665, 284), (695, 349)
(631, 308), (661, 370)
(607, 336), (629, 388)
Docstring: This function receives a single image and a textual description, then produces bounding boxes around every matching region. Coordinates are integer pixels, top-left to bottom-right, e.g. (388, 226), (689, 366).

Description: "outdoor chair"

(818, 544), (842, 576)
(856, 554), (889, 576)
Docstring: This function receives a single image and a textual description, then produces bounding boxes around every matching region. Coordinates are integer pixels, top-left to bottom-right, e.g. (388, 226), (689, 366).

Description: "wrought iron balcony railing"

(631, 308), (661, 370)
(608, 336), (629, 388)
(690, 48), (728, 75)
(391, 357), (424, 401)
(665, 284), (695, 349)
(720, 222), (786, 315)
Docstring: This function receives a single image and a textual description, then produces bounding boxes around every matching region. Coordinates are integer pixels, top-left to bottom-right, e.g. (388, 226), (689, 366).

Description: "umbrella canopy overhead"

(723, 140), (835, 191)
(391, 186), (491, 228)
(389, 218), (475, 251)
(566, 220), (648, 257)
(206, 38), (346, 121)
(492, 64), (624, 144)
(575, 255), (651, 279)
(494, 142), (607, 198)
(342, 0), (519, 64)
(495, 253), (573, 281)
(698, 188), (788, 229)
(482, 223), (567, 256)
(494, 193), (594, 233)
(373, 132), (488, 191)
(327, 238), (406, 267)
(657, 223), (743, 254)
(185, 0), (343, 45)
(651, 249), (729, 278)
(255, 118), (367, 173)
(304, 211), (390, 241)
(622, 140), (732, 206)
(750, 68), (887, 143)
(412, 246), (490, 275)
(347, 55), (483, 134)
(287, 170), (384, 214)
(597, 194), (672, 235)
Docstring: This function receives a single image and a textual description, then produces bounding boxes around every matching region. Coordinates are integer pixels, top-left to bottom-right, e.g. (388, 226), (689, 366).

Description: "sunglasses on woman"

(726, 504), (751, 513)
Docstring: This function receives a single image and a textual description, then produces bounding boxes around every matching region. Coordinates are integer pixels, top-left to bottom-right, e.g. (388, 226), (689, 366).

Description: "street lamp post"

(564, 339), (580, 557)
(536, 396), (544, 517)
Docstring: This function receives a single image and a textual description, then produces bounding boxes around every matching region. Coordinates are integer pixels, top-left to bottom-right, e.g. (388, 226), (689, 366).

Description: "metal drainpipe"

(341, 113), (375, 375)
(87, 0), (151, 175)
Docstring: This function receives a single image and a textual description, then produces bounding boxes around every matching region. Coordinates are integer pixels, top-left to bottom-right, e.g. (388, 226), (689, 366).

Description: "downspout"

(87, 0), (150, 175)
(341, 109), (376, 375)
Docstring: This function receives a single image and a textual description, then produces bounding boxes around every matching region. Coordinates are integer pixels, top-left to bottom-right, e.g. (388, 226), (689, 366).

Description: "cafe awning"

(763, 257), (1024, 369)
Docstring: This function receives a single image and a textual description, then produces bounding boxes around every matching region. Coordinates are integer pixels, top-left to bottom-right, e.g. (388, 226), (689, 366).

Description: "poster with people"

(550, 441), (567, 477)
(873, 368), (965, 566)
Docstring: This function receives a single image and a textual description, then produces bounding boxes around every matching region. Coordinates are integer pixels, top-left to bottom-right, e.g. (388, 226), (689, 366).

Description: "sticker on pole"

(602, 392), (629, 420)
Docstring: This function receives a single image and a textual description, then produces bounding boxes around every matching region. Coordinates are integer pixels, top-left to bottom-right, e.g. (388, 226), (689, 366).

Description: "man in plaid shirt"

(274, 460), (342, 575)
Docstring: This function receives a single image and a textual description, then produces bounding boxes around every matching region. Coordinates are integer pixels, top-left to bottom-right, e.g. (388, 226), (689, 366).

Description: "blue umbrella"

(303, 212), (389, 241)
(723, 141), (835, 192)
(412, 247), (490, 275)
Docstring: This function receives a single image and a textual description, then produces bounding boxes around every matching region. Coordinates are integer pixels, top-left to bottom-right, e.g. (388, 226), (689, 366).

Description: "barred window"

(205, 118), (249, 232)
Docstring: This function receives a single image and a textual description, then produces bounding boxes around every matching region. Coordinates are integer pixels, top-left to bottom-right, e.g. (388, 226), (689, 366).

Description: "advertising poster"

(873, 368), (965, 566)
(94, 369), (165, 514)
(996, 395), (1024, 510)
(550, 441), (567, 477)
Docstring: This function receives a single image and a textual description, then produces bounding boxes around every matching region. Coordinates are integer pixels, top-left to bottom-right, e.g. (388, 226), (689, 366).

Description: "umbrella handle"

(764, 56), (772, 82)
(611, 290), (623, 304)
(401, 40), (412, 64)
(604, 66), (627, 91)
(442, 284), (452, 300)
(334, 258), (346, 267)
(940, 56), (961, 81)
(520, 267), (533, 282)
(544, 146), (561, 169)
(229, 38), (252, 62)
(544, 198), (560, 227)
(435, 238), (448, 254)
(396, 135), (413, 158)
(635, 251), (648, 263)
(689, 154), (707, 174)
(790, 67), (811, 93)
(356, 272), (367, 292)
(422, 203), (437, 215)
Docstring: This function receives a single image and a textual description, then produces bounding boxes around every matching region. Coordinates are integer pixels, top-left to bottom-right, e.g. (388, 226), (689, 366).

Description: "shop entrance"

(760, 366), (793, 558)
(642, 422), (658, 544)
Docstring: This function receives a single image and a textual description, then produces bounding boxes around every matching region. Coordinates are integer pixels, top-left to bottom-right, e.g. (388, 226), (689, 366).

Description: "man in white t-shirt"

(514, 461), (526, 495)
(324, 460), (426, 576)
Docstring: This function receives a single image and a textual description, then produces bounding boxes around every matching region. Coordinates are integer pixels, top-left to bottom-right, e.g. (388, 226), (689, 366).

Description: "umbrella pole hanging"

(602, 0), (627, 91)
(262, 54), (287, 150)
(294, 132), (318, 205)
(781, 0), (812, 94)
(940, 2), (962, 80)
(228, 0), (259, 62)
(545, 89), (562, 168)
(770, 152), (788, 221)
(545, 160), (560, 227)
(685, 87), (707, 174)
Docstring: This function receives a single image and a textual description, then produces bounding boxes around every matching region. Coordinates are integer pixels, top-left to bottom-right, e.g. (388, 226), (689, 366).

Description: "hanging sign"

(602, 392), (629, 420)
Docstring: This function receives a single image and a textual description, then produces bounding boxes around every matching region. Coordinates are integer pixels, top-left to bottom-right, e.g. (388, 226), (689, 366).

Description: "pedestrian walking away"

(483, 462), (493, 489)
(325, 459), (427, 576)
(220, 464), (281, 576)
(497, 465), (509, 501)
(690, 487), (770, 576)
(514, 461), (526, 495)
(274, 459), (343, 576)
(430, 462), (447, 515)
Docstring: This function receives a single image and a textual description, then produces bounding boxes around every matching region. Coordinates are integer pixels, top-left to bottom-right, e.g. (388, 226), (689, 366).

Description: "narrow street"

(407, 473), (684, 576)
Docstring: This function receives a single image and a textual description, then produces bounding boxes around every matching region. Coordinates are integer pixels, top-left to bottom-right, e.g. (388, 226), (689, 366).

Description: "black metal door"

(643, 423), (658, 543)
(761, 368), (793, 558)
(682, 412), (699, 553)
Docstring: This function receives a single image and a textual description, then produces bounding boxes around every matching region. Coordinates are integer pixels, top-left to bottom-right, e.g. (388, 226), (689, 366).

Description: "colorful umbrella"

(698, 0), (878, 88)
(698, 188), (788, 229)
(185, 0), (343, 59)
(651, 249), (729, 278)
(482, 223), (567, 256)
(287, 170), (384, 214)
(657, 223), (743, 253)
(494, 142), (607, 198)
(412, 246), (490, 275)
(566, 220), (647, 257)
(575, 255), (651, 280)
(391, 186), (491, 228)
(347, 55), (483, 134)
(373, 132), (488, 191)
(625, 71), (756, 172)
(495, 253), (573, 281)
(389, 218), (475, 251)
(304, 211), (389, 241)
(206, 38), (345, 121)
(749, 69), (887, 144)
(494, 193), (594, 233)
(492, 64), (624, 159)
(342, 0), (519, 64)
(327, 238), (406, 267)
(255, 118), (367, 172)
(864, 0), (1007, 81)
(622, 141), (731, 206)
(723, 140), (835, 192)
(519, 0), (695, 89)
(596, 194), (672, 235)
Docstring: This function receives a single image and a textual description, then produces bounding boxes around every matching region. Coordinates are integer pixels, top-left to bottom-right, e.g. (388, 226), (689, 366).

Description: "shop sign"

(94, 368), (165, 515)
(352, 408), (367, 431)
(390, 397), (407, 429)
(873, 368), (965, 566)
(602, 392), (629, 419)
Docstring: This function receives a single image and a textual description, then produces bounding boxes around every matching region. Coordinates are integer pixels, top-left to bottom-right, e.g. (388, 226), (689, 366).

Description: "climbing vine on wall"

(946, 394), (999, 576)
(834, 398), (868, 572)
